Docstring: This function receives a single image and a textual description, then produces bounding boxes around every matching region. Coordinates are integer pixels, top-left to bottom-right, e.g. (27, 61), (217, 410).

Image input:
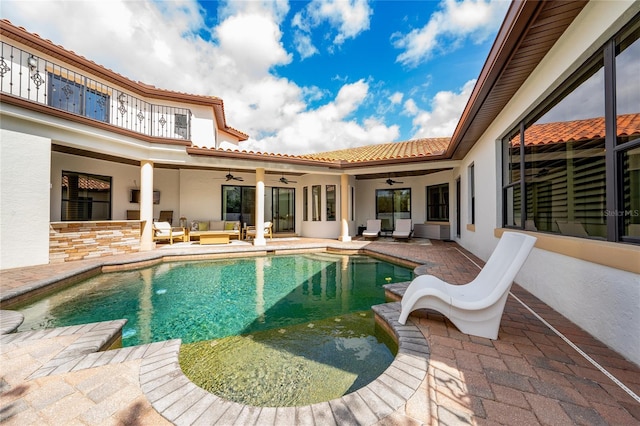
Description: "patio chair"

(158, 210), (173, 225)
(362, 219), (381, 239)
(398, 231), (537, 339)
(126, 210), (140, 220)
(392, 219), (413, 240)
(246, 221), (273, 239)
(152, 221), (186, 244)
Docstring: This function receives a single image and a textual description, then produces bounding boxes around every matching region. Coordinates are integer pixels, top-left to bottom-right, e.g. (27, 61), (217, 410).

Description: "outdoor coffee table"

(197, 231), (232, 245)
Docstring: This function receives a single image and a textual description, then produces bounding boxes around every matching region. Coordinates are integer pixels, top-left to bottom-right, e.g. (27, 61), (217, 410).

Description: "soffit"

(448, 0), (588, 160)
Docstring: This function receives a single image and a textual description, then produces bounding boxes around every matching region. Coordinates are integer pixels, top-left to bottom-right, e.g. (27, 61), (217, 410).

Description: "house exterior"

(1, 0), (638, 367)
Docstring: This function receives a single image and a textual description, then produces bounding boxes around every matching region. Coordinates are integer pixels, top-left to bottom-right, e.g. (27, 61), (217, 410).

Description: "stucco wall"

(179, 168), (231, 224)
(0, 129), (51, 269)
(298, 174), (345, 238)
(190, 104), (217, 148)
(456, 0), (640, 366)
(354, 170), (455, 237)
(51, 153), (181, 223)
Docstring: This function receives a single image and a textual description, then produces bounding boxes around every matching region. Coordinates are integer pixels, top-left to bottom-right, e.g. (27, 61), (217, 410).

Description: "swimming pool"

(16, 253), (413, 405)
(17, 253), (412, 346)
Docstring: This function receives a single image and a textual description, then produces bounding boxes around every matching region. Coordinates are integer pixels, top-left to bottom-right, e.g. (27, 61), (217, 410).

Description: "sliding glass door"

(376, 188), (411, 232)
(222, 185), (255, 226)
(271, 187), (295, 232)
(223, 185), (295, 232)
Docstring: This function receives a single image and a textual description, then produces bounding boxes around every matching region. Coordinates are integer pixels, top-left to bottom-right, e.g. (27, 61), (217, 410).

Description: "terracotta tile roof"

(513, 113), (640, 146)
(298, 138), (451, 163)
(189, 137), (451, 166)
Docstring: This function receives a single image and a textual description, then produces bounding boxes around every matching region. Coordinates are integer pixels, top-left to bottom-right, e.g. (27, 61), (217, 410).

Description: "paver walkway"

(1, 237), (639, 424)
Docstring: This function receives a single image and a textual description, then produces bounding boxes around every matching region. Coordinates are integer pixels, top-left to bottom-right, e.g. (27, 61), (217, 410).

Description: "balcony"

(0, 42), (191, 141)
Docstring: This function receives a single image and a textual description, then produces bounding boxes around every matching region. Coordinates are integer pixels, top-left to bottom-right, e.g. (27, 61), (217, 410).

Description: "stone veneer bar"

(49, 221), (142, 263)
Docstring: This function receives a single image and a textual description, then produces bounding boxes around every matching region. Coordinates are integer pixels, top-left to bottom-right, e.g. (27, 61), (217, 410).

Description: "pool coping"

(1, 298), (429, 425)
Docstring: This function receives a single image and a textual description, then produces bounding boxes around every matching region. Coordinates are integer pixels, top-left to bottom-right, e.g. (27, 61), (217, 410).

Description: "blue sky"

(1, 0), (509, 154)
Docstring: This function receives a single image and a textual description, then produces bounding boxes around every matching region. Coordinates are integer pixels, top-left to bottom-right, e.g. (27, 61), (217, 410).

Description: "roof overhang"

(447, 0), (588, 159)
(185, 146), (450, 171)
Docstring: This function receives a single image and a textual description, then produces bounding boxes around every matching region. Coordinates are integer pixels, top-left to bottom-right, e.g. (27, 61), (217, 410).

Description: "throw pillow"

(224, 222), (235, 230)
(198, 221), (209, 231)
(191, 221), (199, 232)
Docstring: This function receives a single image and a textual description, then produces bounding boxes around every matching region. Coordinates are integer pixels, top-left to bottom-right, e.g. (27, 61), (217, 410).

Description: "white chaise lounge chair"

(362, 219), (381, 239)
(392, 219), (413, 240)
(398, 231), (537, 339)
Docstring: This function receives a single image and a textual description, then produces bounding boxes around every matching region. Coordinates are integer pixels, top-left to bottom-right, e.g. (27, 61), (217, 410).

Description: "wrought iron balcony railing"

(0, 42), (191, 140)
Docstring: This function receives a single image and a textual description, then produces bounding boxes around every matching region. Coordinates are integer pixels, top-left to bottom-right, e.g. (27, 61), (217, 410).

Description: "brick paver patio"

(1, 237), (639, 425)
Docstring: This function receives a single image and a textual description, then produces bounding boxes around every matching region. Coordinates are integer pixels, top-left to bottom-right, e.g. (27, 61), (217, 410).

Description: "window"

(222, 185), (255, 226)
(456, 178), (461, 237)
(312, 185), (321, 221)
(351, 186), (355, 221)
(326, 185), (336, 221)
(376, 188), (411, 232)
(502, 16), (639, 243)
(427, 183), (449, 221)
(469, 164), (475, 225)
(61, 171), (111, 220)
(303, 186), (308, 221)
(48, 74), (109, 122)
(616, 21), (640, 240)
(174, 113), (189, 139)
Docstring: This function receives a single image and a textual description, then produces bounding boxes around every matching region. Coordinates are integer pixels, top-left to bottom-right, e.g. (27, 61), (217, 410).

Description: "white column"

(253, 167), (266, 246)
(140, 160), (154, 251)
(338, 173), (352, 242)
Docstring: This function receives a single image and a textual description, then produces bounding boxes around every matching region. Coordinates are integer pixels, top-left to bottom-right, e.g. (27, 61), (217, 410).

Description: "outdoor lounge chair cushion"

(392, 219), (412, 239)
(153, 221), (185, 244)
(246, 221), (273, 239)
(398, 231), (537, 339)
(362, 219), (381, 238)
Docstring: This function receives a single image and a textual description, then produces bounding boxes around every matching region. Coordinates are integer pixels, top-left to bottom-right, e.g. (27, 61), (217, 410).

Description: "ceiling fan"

(225, 171), (243, 181)
(279, 175), (297, 184)
(386, 178), (403, 185)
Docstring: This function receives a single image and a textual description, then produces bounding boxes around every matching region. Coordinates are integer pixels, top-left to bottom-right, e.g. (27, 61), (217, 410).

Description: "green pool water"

(16, 253), (412, 405)
(180, 310), (398, 406)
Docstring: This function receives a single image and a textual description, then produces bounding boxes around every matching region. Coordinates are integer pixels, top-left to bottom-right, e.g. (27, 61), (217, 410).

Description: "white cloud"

(292, 0), (372, 57)
(242, 80), (399, 154)
(404, 79), (476, 138)
(389, 92), (404, 105)
(308, 0), (372, 45)
(218, 0), (290, 24)
(293, 31), (319, 59)
(403, 99), (419, 116)
(1, 0), (396, 155)
(215, 12), (292, 77)
(393, 0), (508, 67)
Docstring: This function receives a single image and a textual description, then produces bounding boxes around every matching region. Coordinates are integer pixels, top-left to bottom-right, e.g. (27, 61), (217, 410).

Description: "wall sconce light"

(27, 55), (38, 71)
